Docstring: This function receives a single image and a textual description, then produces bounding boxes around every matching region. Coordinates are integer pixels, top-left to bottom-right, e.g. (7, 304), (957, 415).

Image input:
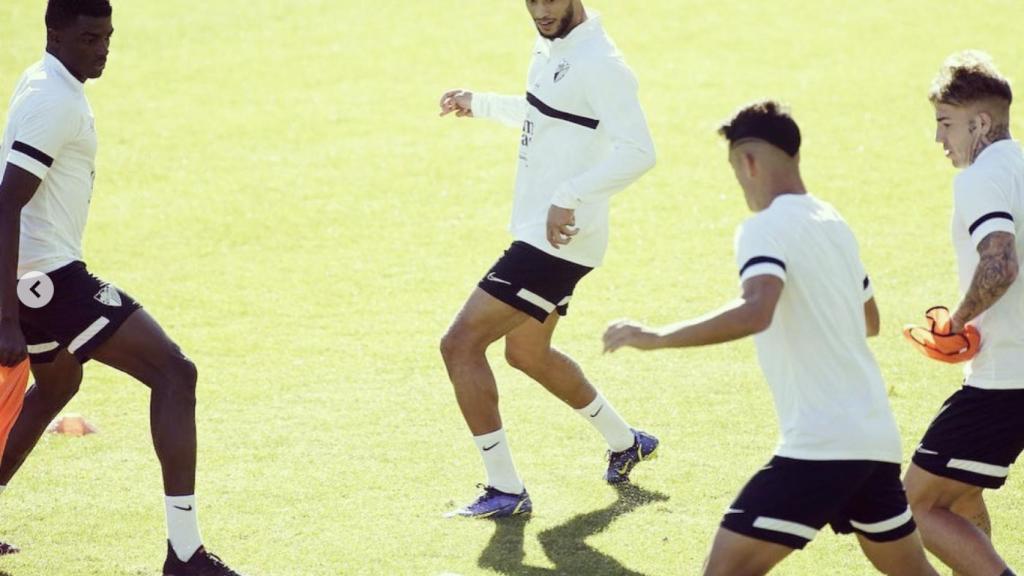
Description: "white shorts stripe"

(27, 341), (59, 354)
(947, 458), (1010, 478)
(557, 295), (571, 306)
(849, 507), (913, 534)
(67, 317), (110, 354)
(516, 288), (556, 313)
(752, 516), (819, 541)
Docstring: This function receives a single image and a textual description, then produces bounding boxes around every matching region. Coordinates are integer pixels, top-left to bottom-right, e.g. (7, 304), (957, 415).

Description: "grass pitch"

(1, 1), (1023, 574)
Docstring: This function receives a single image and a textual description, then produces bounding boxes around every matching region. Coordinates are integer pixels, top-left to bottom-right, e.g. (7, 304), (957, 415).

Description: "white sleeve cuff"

(970, 216), (1016, 249)
(7, 151), (50, 180)
(863, 276), (875, 303)
(739, 256), (787, 284)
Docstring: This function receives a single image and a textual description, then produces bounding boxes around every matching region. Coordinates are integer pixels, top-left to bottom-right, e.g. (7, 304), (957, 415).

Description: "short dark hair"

(718, 100), (801, 157)
(45, 0), (112, 30)
(929, 50), (1012, 107)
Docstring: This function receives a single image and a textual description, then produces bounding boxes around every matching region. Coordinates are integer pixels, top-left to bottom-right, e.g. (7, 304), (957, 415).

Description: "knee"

(440, 324), (482, 366)
(41, 375), (82, 405)
(36, 365), (83, 406)
(153, 349), (198, 399)
(504, 345), (546, 375)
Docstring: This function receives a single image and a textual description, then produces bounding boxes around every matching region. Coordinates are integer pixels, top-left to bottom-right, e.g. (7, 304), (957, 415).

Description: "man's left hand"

(546, 205), (578, 249)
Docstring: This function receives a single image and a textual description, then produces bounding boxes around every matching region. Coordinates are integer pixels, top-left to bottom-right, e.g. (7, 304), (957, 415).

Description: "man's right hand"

(0, 319), (27, 367)
(439, 89), (474, 117)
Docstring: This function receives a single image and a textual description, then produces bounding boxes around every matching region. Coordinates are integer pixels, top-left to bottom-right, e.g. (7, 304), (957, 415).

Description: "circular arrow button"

(17, 271), (54, 309)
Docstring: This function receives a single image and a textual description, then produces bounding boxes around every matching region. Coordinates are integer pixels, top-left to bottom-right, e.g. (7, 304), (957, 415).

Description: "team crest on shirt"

(554, 59), (571, 83)
(94, 284), (122, 307)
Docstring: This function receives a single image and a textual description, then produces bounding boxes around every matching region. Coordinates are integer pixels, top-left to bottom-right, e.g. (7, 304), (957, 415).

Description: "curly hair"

(45, 0), (112, 30)
(718, 100), (801, 158)
(929, 50), (1012, 107)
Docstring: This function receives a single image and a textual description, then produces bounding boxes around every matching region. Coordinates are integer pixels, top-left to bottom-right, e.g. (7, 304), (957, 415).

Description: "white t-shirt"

(735, 194), (902, 463)
(951, 140), (1024, 390)
(1, 53), (97, 277)
(471, 13), (656, 268)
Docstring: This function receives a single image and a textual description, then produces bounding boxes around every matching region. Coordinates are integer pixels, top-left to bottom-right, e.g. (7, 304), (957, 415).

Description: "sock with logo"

(165, 495), (203, 562)
(474, 428), (524, 495)
(576, 392), (635, 452)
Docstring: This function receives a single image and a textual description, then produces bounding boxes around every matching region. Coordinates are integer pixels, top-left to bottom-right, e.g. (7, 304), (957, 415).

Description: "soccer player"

(437, 0), (658, 518)
(603, 102), (939, 575)
(903, 51), (1023, 576)
(0, 2), (246, 574)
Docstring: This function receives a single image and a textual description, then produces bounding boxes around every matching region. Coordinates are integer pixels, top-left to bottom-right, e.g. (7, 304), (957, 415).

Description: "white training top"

(952, 140), (1024, 390)
(471, 12), (656, 268)
(735, 194), (902, 463)
(1, 53), (97, 277)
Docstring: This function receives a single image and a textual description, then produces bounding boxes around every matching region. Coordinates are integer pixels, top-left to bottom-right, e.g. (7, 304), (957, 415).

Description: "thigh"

(447, 287), (532, 349)
(904, 463), (983, 509)
(856, 531), (933, 576)
(90, 308), (187, 383)
(29, 348), (82, 390)
(912, 386), (1024, 490)
(703, 527), (792, 576)
(505, 309), (559, 357)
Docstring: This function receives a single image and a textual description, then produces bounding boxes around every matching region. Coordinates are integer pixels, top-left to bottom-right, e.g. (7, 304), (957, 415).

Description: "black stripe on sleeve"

(526, 92), (600, 130)
(968, 211), (1014, 235)
(11, 141), (54, 167)
(739, 256), (786, 277)
(863, 276), (870, 290)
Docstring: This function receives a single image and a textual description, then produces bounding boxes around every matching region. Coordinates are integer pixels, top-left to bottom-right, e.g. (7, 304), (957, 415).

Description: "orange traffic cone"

(47, 413), (98, 437)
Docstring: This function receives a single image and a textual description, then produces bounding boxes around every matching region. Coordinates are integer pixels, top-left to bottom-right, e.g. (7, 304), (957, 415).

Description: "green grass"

(1, 0), (1023, 574)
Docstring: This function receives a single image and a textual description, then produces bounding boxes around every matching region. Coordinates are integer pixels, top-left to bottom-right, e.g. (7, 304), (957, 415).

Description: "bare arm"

(951, 231), (1019, 331)
(864, 297), (880, 337)
(0, 164), (41, 366)
(603, 275), (784, 352)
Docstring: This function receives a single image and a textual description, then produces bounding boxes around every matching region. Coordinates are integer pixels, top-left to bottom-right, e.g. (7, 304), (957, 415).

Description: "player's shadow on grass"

(478, 483), (669, 576)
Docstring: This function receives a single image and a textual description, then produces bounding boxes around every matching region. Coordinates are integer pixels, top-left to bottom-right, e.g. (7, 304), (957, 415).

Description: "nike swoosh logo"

(173, 505), (193, 511)
(589, 405), (604, 418)
(482, 442), (500, 451)
(486, 273), (511, 286)
(915, 446), (939, 455)
(725, 508), (744, 515)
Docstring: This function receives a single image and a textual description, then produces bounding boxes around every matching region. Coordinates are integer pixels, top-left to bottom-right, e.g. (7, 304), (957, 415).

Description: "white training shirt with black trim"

(470, 12), (656, 268)
(952, 140), (1024, 390)
(735, 194), (902, 463)
(1, 53), (97, 277)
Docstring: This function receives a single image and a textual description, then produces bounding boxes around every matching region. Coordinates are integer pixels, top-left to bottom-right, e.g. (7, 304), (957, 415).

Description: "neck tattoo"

(970, 120), (1011, 164)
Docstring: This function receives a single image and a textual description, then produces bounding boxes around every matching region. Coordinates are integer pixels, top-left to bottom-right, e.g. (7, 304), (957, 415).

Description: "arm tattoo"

(970, 120), (1012, 164)
(955, 231), (1019, 324)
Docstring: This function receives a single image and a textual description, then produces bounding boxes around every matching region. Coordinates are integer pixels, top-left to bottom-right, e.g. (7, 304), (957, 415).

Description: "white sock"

(0, 485), (5, 496)
(165, 495), (203, 562)
(577, 393), (635, 452)
(473, 428), (524, 495)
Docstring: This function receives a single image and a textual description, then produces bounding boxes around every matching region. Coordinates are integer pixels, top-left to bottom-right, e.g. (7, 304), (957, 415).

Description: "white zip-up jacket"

(471, 13), (656, 268)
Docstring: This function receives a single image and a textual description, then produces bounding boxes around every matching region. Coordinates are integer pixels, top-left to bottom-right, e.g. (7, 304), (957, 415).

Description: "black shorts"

(721, 456), (915, 550)
(19, 261), (142, 364)
(477, 241), (592, 323)
(912, 386), (1024, 489)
